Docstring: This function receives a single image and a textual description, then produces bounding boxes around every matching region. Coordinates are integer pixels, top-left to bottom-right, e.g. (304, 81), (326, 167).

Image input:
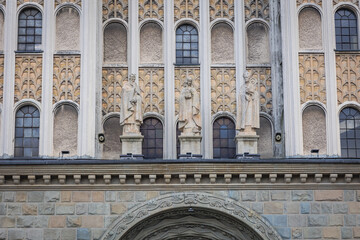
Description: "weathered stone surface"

(285, 202), (299, 214)
(308, 215), (328, 226)
(61, 191), (71, 202)
(329, 215), (344, 226)
(61, 229), (76, 240)
(344, 190), (355, 201)
(76, 203), (88, 215)
(333, 203), (348, 214)
(257, 191), (269, 201)
(15, 192), (26, 202)
(16, 216), (34, 228)
(356, 190), (360, 202)
(311, 203), (321, 214)
(349, 202), (360, 214)
(315, 190), (343, 201)
(342, 227), (353, 239)
(264, 202), (283, 214)
(44, 192), (60, 202)
(4, 192), (15, 202)
(251, 202), (263, 214)
(292, 190), (313, 201)
(288, 215), (306, 227)
(300, 202), (310, 214)
(303, 227), (322, 239)
(0, 204), (5, 215)
(275, 227), (291, 239)
(344, 214), (356, 226)
(105, 216), (118, 228)
(25, 229), (43, 240)
(271, 190), (290, 201)
(0, 229), (6, 240)
(118, 191), (134, 202)
(292, 228), (302, 239)
(77, 228), (91, 240)
(73, 192), (91, 202)
(33, 216), (49, 228)
(135, 191), (146, 202)
(88, 203), (109, 215)
(66, 216), (82, 227)
(322, 227), (340, 239)
(241, 191), (256, 201)
(82, 216), (104, 228)
(7, 204), (21, 216)
(44, 229), (61, 240)
(28, 192), (44, 202)
(321, 203), (332, 214)
(0, 217), (15, 228)
(39, 203), (55, 215)
(111, 203), (127, 215)
(48, 216), (66, 228)
(8, 229), (25, 240)
(105, 191), (116, 202)
(22, 204), (37, 215)
(146, 191), (160, 200)
(56, 204), (75, 215)
(92, 191), (104, 202)
(353, 227), (360, 238)
(92, 228), (107, 240)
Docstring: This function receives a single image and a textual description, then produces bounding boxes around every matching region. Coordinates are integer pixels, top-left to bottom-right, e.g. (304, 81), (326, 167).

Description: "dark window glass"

(140, 118), (163, 159)
(14, 105), (40, 157)
(18, 8), (42, 51)
(176, 24), (199, 64)
(340, 107), (360, 158)
(213, 117), (236, 159)
(335, 9), (358, 50)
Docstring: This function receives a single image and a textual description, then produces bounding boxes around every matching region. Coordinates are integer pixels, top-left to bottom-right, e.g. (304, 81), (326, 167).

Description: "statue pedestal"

(179, 135), (202, 156)
(119, 134), (144, 155)
(235, 132), (259, 155)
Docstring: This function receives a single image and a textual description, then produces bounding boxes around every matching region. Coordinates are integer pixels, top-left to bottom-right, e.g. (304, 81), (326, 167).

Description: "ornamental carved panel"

(299, 54), (326, 105)
(333, 0), (359, 6)
(139, 0), (164, 22)
(210, 68), (236, 115)
(174, 0), (200, 22)
(103, 0), (129, 22)
(139, 68), (164, 115)
(175, 67), (200, 116)
(17, 0), (44, 6)
(209, 0), (234, 22)
(14, 55), (42, 103)
(336, 53), (360, 104)
(102, 67), (128, 115)
(0, 55), (3, 103)
(244, 0), (269, 22)
(297, 0), (322, 7)
(247, 67), (272, 115)
(53, 55), (81, 104)
(55, 0), (81, 8)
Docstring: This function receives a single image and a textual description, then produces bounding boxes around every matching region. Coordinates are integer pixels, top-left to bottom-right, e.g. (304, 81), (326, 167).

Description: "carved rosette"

(102, 67), (128, 115)
(53, 55), (81, 104)
(103, 0), (129, 22)
(299, 54), (326, 105)
(247, 68), (272, 115)
(297, 0), (322, 7)
(244, 0), (269, 22)
(209, 0), (234, 22)
(333, 0), (359, 6)
(55, 0), (81, 8)
(174, 0), (200, 23)
(210, 68), (236, 115)
(14, 55), (42, 103)
(336, 53), (360, 105)
(138, 68), (164, 115)
(175, 67), (200, 116)
(139, 0), (164, 22)
(17, 0), (44, 7)
(0, 55), (3, 103)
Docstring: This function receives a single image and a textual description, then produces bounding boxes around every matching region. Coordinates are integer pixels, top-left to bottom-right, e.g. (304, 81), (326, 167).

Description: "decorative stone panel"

(102, 67), (128, 115)
(0, 55), (3, 103)
(209, 0), (234, 22)
(53, 55), (81, 104)
(297, 0), (322, 7)
(174, 0), (200, 23)
(139, 0), (164, 22)
(103, 0), (129, 23)
(14, 55), (42, 103)
(139, 68), (164, 115)
(244, 0), (269, 22)
(17, 0), (43, 7)
(336, 53), (360, 105)
(299, 54), (326, 105)
(247, 68), (272, 115)
(333, 0), (359, 6)
(175, 67), (200, 116)
(55, 0), (81, 8)
(210, 68), (236, 115)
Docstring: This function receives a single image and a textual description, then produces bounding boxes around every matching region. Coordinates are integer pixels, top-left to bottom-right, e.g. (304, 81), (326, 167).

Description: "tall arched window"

(18, 8), (42, 52)
(213, 117), (236, 159)
(140, 118), (163, 159)
(335, 9), (358, 50)
(340, 107), (360, 158)
(14, 105), (40, 157)
(176, 24), (199, 65)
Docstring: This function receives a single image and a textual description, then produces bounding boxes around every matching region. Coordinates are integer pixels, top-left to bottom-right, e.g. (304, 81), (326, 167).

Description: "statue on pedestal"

(120, 74), (143, 135)
(178, 77), (201, 136)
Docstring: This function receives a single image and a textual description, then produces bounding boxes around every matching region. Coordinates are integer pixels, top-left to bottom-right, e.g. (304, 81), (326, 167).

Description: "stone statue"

(120, 74), (143, 134)
(236, 71), (260, 132)
(178, 77), (201, 135)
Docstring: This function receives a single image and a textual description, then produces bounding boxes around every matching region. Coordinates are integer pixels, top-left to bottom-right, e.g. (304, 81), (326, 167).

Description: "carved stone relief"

(53, 55), (81, 104)
(211, 23), (234, 64)
(0, 55), (3, 103)
(175, 68), (200, 116)
(140, 22), (163, 64)
(247, 22), (270, 65)
(299, 54), (326, 105)
(103, 0), (129, 22)
(139, 0), (164, 22)
(247, 68), (272, 115)
(209, 0), (234, 22)
(139, 68), (164, 115)
(174, 0), (200, 22)
(14, 55), (42, 103)
(297, 0), (322, 7)
(244, 0), (269, 22)
(298, 7), (322, 50)
(333, 0), (359, 6)
(211, 68), (236, 115)
(104, 22), (127, 64)
(336, 53), (360, 105)
(55, 0), (81, 8)
(17, 0), (44, 7)
(102, 68), (127, 115)
(56, 7), (80, 51)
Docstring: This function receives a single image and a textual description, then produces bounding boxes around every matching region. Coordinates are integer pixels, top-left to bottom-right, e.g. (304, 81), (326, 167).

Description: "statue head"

(129, 74), (136, 83)
(185, 77), (193, 87)
(243, 71), (250, 82)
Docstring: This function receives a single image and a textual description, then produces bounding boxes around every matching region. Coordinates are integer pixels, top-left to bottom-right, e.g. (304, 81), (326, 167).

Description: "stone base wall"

(0, 190), (359, 239)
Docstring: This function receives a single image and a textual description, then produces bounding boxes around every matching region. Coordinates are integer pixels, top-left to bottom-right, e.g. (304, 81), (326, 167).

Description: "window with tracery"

(140, 118), (163, 159)
(176, 24), (199, 65)
(213, 117), (236, 159)
(18, 8), (42, 52)
(340, 107), (360, 158)
(335, 9), (358, 50)
(14, 105), (40, 157)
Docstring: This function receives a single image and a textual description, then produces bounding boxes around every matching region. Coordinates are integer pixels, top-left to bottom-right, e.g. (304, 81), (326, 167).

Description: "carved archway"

(101, 192), (282, 240)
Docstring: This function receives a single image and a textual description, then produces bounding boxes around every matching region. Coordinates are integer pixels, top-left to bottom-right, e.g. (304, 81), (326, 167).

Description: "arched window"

(140, 118), (163, 159)
(176, 24), (198, 65)
(213, 117), (236, 159)
(340, 107), (360, 158)
(18, 8), (42, 52)
(104, 22), (127, 63)
(14, 105), (40, 157)
(335, 9), (358, 50)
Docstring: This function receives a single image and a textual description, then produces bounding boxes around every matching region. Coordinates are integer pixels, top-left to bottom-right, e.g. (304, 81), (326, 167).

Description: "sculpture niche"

(235, 72), (260, 155)
(178, 77), (202, 156)
(119, 74), (144, 156)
